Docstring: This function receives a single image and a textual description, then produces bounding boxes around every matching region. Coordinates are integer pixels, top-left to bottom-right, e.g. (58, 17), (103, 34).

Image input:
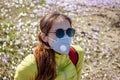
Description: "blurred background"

(0, 0), (120, 80)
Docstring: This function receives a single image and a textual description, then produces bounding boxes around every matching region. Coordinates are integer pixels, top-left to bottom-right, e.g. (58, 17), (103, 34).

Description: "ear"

(40, 33), (48, 42)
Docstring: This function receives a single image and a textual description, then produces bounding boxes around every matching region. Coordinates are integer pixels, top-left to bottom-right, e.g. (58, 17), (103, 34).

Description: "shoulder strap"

(69, 47), (79, 66)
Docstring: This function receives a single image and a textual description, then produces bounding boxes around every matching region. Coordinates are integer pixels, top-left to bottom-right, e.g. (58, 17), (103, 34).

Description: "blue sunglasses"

(49, 28), (75, 38)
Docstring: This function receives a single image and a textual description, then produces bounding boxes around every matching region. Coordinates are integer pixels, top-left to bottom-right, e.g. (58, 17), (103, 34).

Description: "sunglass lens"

(56, 29), (64, 38)
(66, 28), (75, 37)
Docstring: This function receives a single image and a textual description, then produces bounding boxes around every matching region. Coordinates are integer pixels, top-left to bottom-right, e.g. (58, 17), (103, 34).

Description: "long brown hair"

(34, 12), (72, 80)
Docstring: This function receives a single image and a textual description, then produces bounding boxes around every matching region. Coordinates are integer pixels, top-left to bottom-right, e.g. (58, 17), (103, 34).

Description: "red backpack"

(69, 47), (78, 66)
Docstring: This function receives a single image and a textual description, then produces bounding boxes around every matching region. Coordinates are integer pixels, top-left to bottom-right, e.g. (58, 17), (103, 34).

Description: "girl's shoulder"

(72, 45), (85, 55)
(14, 54), (38, 80)
(18, 54), (36, 68)
(71, 45), (85, 79)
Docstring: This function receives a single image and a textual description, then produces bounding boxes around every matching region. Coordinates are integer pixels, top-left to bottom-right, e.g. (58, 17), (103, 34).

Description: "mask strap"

(47, 36), (55, 41)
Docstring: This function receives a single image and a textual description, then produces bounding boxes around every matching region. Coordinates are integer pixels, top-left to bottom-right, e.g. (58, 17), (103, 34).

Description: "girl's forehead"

(51, 18), (71, 31)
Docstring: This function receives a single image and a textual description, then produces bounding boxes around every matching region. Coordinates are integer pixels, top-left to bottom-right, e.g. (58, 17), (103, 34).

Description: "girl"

(14, 12), (85, 80)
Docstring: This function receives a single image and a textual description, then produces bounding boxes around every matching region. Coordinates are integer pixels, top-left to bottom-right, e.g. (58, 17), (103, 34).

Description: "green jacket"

(14, 45), (85, 80)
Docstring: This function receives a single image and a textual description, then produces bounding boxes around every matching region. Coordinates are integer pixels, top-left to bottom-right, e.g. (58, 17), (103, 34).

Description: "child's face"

(47, 17), (71, 47)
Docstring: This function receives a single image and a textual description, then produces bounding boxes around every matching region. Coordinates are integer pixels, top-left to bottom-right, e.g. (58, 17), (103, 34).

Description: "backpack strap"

(69, 47), (79, 66)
